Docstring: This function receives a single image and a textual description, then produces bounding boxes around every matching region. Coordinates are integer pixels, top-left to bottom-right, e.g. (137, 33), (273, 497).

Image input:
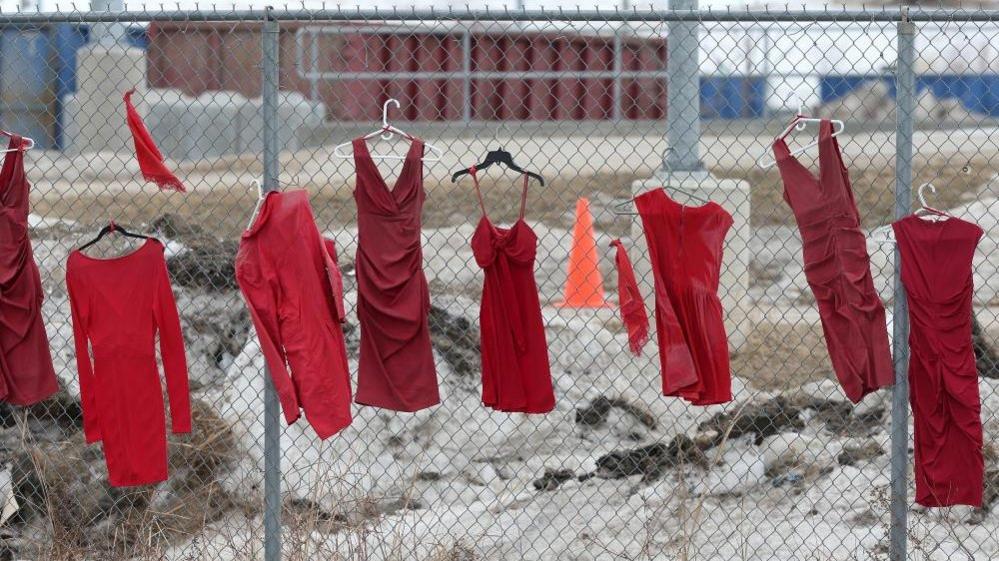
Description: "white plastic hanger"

(0, 131), (34, 154)
(871, 182), (951, 244)
(246, 179), (266, 229)
(913, 182), (951, 221)
(333, 99), (443, 162)
(756, 95), (845, 169)
(612, 148), (711, 216)
(245, 176), (305, 229)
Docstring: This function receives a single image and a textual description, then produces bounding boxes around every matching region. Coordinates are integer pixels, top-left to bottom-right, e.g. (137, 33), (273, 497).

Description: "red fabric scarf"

(610, 239), (649, 355)
(123, 89), (185, 192)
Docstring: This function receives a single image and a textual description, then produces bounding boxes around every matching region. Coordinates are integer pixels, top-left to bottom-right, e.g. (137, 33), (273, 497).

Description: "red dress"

(635, 188), (732, 405)
(773, 120), (893, 403)
(353, 138), (439, 412)
(893, 214), (984, 507)
(0, 135), (58, 405)
(66, 239), (191, 487)
(469, 170), (554, 413)
(235, 190), (352, 439)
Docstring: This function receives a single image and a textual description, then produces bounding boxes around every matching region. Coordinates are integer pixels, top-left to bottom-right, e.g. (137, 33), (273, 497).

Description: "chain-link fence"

(1, 5), (998, 561)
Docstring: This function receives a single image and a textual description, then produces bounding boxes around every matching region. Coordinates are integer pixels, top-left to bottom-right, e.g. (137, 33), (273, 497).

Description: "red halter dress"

(469, 169), (554, 413)
(352, 137), (439, 412)
(773, 120), (893, 403)
(635, 188), (733, 405)
(893, 214), (984, 507)
(0, 135), (58, 405)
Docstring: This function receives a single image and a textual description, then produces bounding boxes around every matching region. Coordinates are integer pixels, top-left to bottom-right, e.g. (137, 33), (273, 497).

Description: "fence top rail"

(4, 5), (999, 24)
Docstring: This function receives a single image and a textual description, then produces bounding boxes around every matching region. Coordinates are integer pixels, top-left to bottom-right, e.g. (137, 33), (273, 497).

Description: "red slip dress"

(66, 239), (191, 487)
(893, 214), (984, 507)
(635, 188), (733, 405)
(353, 137), (439, 412)
(469, 169), (554, 414)
(773, 120), (893, 403)
(0, 135), (58, 405)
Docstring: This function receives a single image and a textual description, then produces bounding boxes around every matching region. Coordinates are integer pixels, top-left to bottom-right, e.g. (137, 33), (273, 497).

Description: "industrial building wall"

(145, 21), (671, 122)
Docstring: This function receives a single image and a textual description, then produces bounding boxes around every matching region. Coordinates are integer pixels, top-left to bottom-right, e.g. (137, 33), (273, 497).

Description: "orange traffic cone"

(557, 197), (610, 308)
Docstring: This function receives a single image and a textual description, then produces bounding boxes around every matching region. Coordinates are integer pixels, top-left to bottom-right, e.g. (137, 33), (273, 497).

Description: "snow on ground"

(160, 194), (999, 560)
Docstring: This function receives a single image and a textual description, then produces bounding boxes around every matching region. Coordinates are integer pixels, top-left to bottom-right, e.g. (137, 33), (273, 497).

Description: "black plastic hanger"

(451, 148), (545, 186)
(78, 220), (154, 252)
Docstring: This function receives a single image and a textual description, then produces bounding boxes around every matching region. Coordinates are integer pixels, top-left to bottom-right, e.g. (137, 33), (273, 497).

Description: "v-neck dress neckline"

(354, 136), (420, 198)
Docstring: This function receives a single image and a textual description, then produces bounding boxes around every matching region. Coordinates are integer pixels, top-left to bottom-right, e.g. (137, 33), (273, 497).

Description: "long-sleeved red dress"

(0, 134), (58, 405)
(66, 239), (191, 487)
(236, 190), (353, 439)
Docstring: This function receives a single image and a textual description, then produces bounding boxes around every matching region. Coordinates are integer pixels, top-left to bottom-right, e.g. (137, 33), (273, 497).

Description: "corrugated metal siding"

(146, 22), (670, 122)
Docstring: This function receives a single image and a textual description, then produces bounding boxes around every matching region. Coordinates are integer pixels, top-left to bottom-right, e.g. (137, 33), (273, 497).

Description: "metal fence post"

(262, 7), (282, 561)
(462, 29), (472, 124)
(666, 0), (702, 171)
(889, 10), (915, 561)
(612, 27), (624, 122)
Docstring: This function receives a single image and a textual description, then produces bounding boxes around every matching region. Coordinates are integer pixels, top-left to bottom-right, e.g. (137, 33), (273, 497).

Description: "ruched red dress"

(893, 214), (984, 507)
(0, 135), (58, 405)
(469, 170), (554, 413)
(236, 190), (352, 439)
(635, 188), (733, 405)
(67, 239), (191, 487)
(353, 138), (439, 412)
(773, 120), (893, 403)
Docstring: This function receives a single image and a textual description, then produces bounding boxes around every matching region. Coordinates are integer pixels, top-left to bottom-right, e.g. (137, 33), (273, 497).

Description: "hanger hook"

(381, 98), (401, 140)
(793, 92), (807, 131)
(918, 182), (936, 208)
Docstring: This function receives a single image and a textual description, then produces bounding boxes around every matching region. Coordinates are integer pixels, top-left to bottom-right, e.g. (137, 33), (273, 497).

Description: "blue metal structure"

(0, 23), (147, 149)
(821, 72), (999, 117)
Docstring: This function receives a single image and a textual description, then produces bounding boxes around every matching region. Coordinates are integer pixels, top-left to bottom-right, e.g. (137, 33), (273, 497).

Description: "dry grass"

(730, 322), (835, 391)
(34, 152), (995, 243)
(716, 154), (998, 228)
(31, 171), (642, 240)
(13, 400), (244, 561)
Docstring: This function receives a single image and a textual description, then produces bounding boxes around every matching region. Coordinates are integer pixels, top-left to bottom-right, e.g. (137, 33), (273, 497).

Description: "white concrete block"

(192, 91), (246, 159)
(63, 44), (147, 156)
(144, 88), (197, 161)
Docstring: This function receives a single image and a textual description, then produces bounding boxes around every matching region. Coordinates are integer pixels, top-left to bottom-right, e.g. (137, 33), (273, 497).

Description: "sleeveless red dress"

(893, 214), (983, 507)
(635, 188), (733, 405)
(469, 170), (554, 413)
(773, 120), (893, 403)
(353, 138), (439, 412)
(0, 135), (58, 405)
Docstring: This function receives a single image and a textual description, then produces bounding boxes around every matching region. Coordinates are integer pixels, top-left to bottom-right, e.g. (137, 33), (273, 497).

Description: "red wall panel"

(147, 22), (668, 122)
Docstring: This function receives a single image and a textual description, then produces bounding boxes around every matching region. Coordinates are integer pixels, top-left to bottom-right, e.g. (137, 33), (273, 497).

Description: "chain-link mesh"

(1, 6), (998, 561)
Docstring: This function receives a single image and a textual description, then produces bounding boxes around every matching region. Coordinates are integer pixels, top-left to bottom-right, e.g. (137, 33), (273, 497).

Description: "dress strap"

(817, 119), (857, 208)
(351, 138), (366, 162)
(518, 173), (529, 220)
(469, 166), (489, 218)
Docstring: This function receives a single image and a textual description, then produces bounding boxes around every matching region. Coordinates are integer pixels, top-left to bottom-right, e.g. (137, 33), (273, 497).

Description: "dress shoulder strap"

(469, 166), (489, 218)
(0, 135), (27, 208)
(817, 119), (857, 207)
(351, 138), (367, 162)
